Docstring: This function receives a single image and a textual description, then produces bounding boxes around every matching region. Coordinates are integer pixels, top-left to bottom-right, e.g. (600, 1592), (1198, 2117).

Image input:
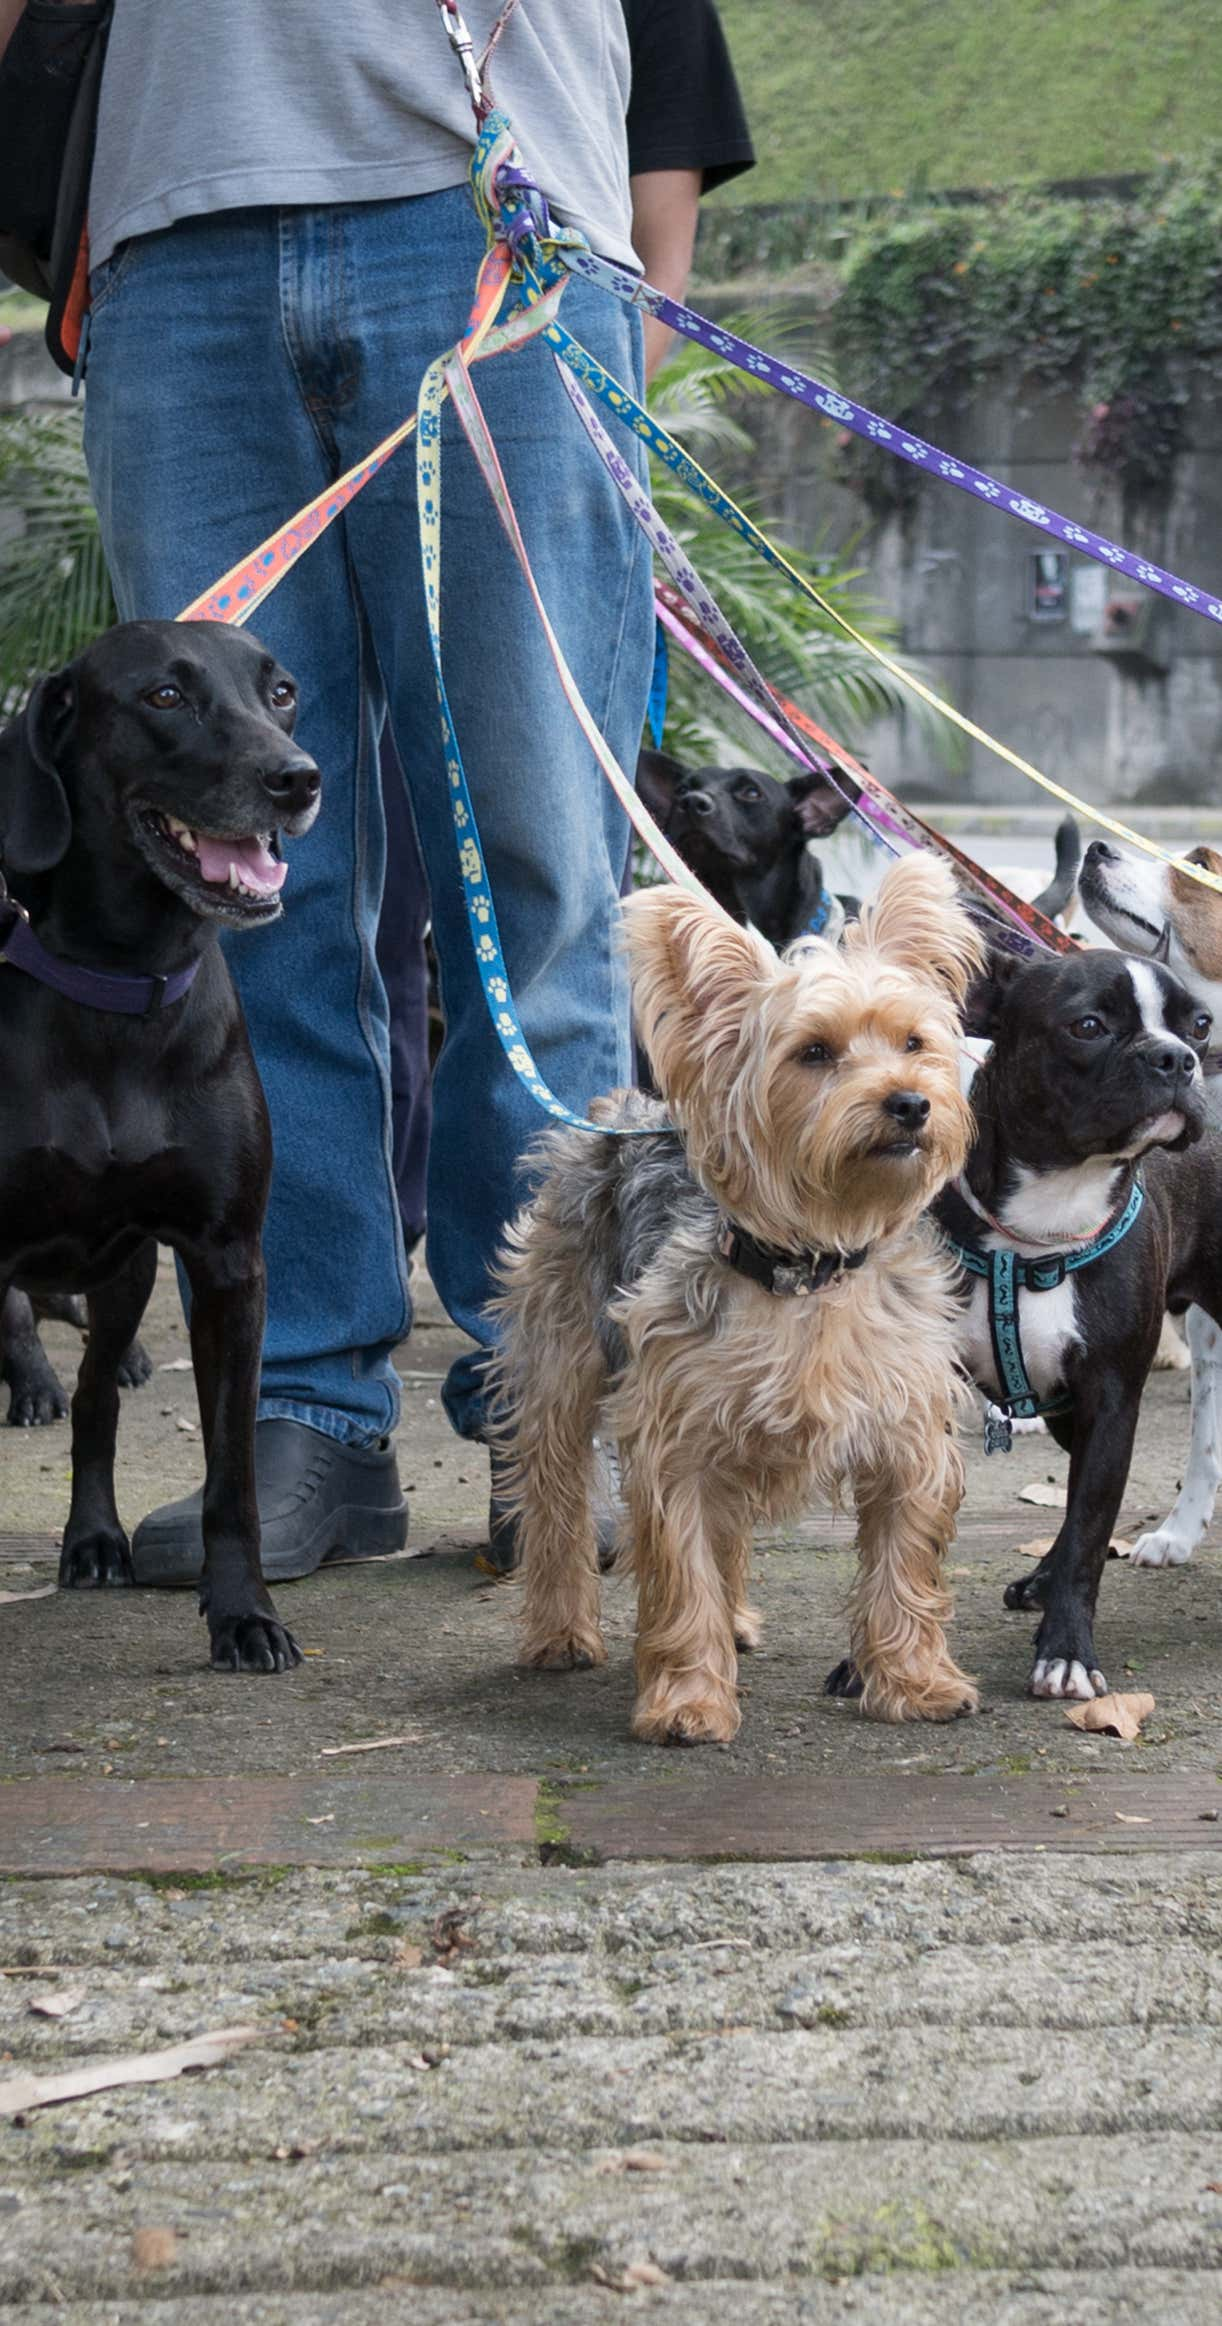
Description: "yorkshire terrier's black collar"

(716, 1220), (870, 1299)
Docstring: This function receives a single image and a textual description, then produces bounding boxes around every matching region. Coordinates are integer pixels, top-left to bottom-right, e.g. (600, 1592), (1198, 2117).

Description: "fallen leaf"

(1064, 1691), (1155, 1741)
(1205, 2181), (1222, 2194)
(1114, 1813), (1151, 1825)
(319, 1732), (421, 1757)
(174, 1416), (196, 1434)
(592, 2260), (672, 2290)
(131, 2228), (178, 2273)
(28, 1987), (86, 2020)
(0, 2024), (259, 2118)
(0, 1585), (56, 1606)
(1015, 1537), (1055, 1559)
(394, 1944), (424, 1970)
(1017, 1482), (1068, 1509)
(622, 2150), (668, 2173)
(304, 1814), (335, 1826)
(1108, 1539), (1137, 1559)
(158, 1358), (194, 1373)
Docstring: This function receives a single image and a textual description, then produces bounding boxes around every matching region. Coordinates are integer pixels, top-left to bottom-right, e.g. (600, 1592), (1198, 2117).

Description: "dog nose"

(260, 756), (321, 815)
(681, 788), (715, 818)
(1147, 1039), (1196, 1082)
(884, 1088), (931, 1128)
(1085, 840), (1116, 865)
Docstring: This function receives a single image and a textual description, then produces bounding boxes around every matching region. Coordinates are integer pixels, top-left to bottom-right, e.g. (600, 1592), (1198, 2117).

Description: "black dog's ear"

(0, 674), (74, 877)
(635, 746), (687, 828)
(961, 944), (1024, 1038)
(786, 770), (852, 840)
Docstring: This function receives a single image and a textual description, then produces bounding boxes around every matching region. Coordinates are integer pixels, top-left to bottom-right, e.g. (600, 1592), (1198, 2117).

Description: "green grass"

(715, 0), (1222, 205)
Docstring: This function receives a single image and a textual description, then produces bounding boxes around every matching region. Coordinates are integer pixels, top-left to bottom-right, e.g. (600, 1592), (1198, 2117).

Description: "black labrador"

(0, 620), (319, 1672)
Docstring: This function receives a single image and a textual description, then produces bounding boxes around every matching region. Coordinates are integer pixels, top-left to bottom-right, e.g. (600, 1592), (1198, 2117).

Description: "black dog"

(934, 945), (1221, 1699)
(636, 748), (857, 949)
(2, 1287), (151, 1426)
(0, 620), (320, 1672)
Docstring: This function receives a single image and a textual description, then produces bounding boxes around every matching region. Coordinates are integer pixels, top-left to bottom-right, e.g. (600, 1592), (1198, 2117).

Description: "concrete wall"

(742, 339), (1222, 807)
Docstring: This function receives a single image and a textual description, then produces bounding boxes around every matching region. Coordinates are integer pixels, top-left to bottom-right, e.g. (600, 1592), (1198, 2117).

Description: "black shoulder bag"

(0, 1), (114, 376)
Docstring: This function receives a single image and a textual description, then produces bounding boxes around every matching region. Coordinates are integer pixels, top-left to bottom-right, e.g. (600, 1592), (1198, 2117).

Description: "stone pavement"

(1, 1264), (1219, 2320)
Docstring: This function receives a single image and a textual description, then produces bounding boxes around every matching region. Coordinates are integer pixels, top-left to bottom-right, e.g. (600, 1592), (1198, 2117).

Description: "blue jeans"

(83, 191), (652, 1445)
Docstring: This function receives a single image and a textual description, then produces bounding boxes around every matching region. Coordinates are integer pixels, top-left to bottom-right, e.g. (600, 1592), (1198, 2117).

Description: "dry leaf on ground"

(158, 1358), (193, 1372)
(1064, 1692), (1155, 1741)
(1016, 1535), (1134, 1560)
(1115, 1813), (1151, 1824)
(0, 1585), (57, 1607)
(591, 2260), (672, 2290)
(0, 2023), (259, 2118)
(131, 2228), (178, 2272)
(1017, 1482), (1068, 1509)
(28, 1987), (85, 2019)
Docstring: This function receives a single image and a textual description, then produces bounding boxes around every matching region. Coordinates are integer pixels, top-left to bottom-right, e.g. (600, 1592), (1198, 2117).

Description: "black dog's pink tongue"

(195, 835), (287, 894)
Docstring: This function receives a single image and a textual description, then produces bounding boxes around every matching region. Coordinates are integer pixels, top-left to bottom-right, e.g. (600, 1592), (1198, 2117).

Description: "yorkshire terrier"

(489, 854), (984, 1743)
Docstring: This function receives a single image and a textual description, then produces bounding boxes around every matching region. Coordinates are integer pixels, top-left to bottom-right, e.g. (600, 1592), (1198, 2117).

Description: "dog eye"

(144, 684), (183, 710)
(904, 1033), (923, 1053)
(1193, 1010), (1213, 1040)
(734, 782), (762, 803)
(1069, 1014), (1105, 1040)
(270, 681), (296, 709)
(799, 1040), (835, 1065)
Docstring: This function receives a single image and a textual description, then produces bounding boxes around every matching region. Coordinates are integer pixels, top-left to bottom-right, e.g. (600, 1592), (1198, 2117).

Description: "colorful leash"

(547, 342), (1072, 957)
(558, 242), (1222, 638)
(654, 589), (1076, 960)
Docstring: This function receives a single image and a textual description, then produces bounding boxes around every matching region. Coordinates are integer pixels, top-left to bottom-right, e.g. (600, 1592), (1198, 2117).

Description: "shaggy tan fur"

(490, 854), (983, 1744)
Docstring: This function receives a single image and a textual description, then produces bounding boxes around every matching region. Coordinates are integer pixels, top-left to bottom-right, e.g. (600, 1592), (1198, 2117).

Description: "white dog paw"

(1128, 1529), (1193, 1569)
(1030, 1657), (1108, 1700)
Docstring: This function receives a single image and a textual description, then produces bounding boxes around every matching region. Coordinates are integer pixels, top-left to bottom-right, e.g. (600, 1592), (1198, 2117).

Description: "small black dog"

(636, 747), (857, 949)
(0, 620), (319, 1672)
(935, 945), (1221, 1700)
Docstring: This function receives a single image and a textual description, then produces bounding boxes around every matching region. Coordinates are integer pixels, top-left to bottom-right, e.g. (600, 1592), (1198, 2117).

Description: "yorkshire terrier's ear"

(622, 884), (774, 1108)
(846, 852), (985, 1006)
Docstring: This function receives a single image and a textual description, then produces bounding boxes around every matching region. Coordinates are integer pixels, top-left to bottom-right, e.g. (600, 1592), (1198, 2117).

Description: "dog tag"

(983, 1406), (1013, 1456)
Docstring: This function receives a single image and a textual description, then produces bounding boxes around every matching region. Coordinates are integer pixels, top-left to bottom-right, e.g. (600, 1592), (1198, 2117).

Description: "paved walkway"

(1, 1267), (1219, 2319)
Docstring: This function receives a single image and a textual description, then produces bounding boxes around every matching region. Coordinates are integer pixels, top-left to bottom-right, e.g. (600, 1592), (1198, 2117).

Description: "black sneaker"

(130, 1417), (408, 1586)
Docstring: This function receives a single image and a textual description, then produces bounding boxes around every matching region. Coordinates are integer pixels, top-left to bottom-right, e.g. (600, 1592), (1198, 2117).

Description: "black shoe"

(131, 1418), (408, 1587)
(477, 1446), (619, 1579)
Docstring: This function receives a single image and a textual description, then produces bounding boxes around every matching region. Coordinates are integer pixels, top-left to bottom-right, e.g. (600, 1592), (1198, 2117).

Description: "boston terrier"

(934, 944), (1221, 1700)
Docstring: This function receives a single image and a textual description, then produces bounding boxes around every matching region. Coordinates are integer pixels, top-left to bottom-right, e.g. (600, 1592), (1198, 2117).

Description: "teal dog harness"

(945, 1175), (1145, 1452)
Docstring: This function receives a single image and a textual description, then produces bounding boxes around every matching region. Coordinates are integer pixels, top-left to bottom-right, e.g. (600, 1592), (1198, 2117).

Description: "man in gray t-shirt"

(78, 2), (653, 1582)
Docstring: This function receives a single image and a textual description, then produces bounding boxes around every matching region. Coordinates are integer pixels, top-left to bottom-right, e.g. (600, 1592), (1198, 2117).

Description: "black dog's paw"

(6, 1349), (70, 1426)
(823, 1656), (864, 1699)
(59, 1529), (134, 1588)
(117, 1337), (154, 1389)
(208, 1610), (302, 1675)
(1003, 1566), (1050, 1612)
(1029, 1612), (1106, 1701)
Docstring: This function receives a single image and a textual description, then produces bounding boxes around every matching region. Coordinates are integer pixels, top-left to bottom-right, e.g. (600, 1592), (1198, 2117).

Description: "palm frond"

(0, 408), (116, 709)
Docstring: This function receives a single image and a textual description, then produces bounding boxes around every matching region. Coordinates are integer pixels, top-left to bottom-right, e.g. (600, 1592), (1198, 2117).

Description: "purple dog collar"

(0, 898), (201, 1016)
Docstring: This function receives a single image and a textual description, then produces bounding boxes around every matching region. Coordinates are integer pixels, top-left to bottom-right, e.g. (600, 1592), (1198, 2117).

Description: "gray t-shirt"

(89, 1), (637, 271)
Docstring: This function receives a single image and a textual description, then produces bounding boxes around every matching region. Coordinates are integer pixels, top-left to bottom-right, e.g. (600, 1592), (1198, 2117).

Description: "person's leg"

(375, 728), (434, 1256)
(83, 208), (409, 1567)
(335, 191), (653, 1444)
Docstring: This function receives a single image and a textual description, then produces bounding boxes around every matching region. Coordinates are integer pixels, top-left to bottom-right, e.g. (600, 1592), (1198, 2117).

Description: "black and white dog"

(934, 944), (1221, 1700)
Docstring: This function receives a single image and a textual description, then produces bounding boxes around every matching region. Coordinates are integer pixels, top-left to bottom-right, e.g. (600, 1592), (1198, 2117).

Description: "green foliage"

(714, 0), (1222, 206)
(827, 161), (1222, 497)
(645, 328), (937, 768)
(0, 405), (116, 709)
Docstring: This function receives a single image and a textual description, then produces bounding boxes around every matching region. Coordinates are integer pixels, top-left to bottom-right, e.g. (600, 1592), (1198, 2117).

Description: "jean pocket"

(87, 237), (140, 316)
